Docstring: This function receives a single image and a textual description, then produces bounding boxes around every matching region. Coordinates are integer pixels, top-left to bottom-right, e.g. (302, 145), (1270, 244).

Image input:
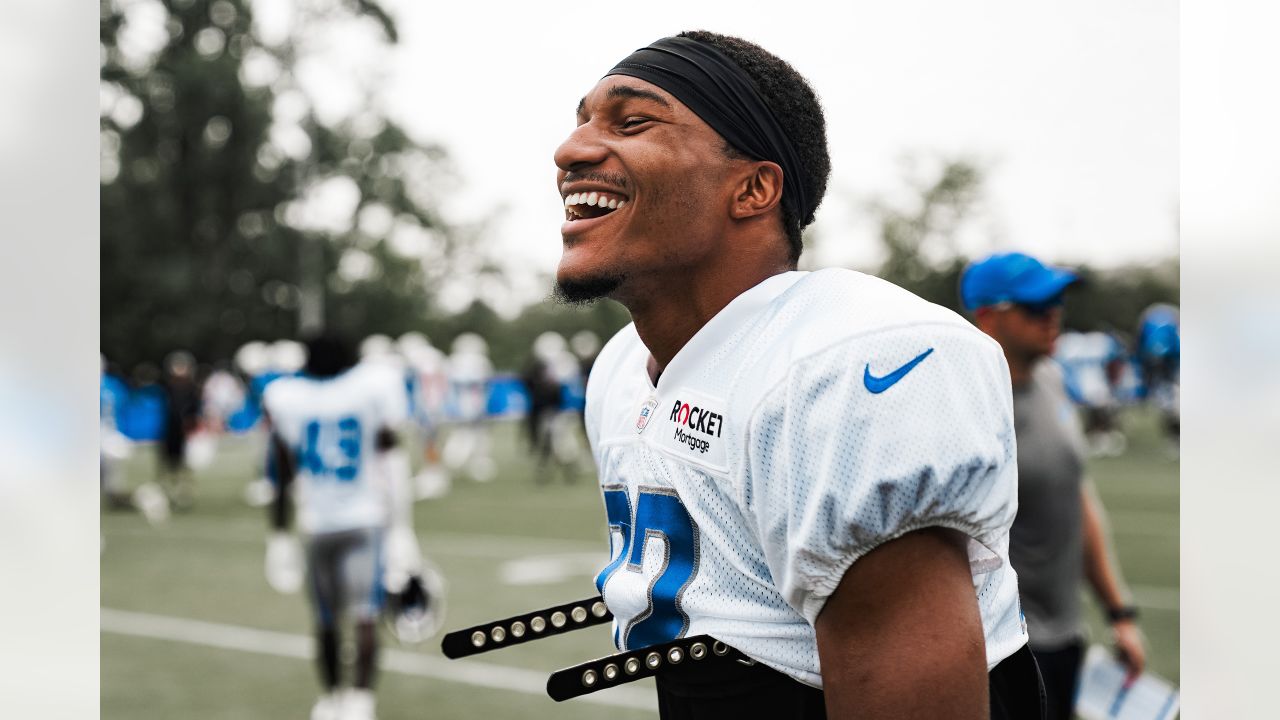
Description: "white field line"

(100, 608), (657, 713)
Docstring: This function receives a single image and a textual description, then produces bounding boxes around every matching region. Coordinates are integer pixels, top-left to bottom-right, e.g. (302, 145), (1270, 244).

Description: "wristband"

(1107, 605), (1139, 623)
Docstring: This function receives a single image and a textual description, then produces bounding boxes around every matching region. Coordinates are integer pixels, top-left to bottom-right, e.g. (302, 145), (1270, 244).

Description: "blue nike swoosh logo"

(863, 348), (935, 394)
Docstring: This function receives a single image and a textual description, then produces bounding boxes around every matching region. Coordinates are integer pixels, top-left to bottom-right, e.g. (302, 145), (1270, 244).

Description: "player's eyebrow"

(577, 84), (673, 118)
(605, 84), (672, 108)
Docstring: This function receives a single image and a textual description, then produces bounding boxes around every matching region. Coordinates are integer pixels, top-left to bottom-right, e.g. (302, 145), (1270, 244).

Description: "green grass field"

(102, 409), (1178, 719)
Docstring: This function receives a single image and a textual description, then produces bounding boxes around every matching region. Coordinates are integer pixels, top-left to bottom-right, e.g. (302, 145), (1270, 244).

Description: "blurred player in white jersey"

(1054, 330), (1128, 457)
(200, 362), (246, 434)
(545, 31), (1042, 719)
(262, 334), (423, 720)
(396, 332), (451, 499)
(442, 333), (496, 482)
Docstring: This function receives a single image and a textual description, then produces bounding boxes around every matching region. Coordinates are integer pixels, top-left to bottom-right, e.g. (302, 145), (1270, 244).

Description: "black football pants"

(654, 643), (1046, 720)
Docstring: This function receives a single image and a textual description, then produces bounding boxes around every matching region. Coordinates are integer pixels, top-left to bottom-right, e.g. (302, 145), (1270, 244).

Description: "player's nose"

(554, 121), (609, 176)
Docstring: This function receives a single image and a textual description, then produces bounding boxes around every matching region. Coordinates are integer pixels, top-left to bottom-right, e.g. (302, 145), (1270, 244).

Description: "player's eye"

(620, 116), (651, 131)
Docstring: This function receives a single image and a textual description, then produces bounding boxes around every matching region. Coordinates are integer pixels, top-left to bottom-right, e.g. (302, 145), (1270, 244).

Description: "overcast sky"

(253, 0), (1176, 307)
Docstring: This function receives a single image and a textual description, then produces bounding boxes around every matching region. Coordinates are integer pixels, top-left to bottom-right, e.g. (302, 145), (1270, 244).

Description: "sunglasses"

(994, 297), (1063, 318)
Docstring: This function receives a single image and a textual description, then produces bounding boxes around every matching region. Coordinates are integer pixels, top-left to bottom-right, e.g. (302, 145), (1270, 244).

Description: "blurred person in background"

(122, 362), (173, 523)
(568, 330), (602, 475)
(521, 332), (567, 480)
(241, 340), (307, 507)
(397, 332), (451, 499)
(521, 331), (587, 484)
(962, 252), (1146, 720)
(261, 334), (420, 720)
(100, 355), (133, 509)
(235, 341), (279, 507)
(570, 329), (602, 380)
(442, 333), (496, 482)
(201, 360), (247, 434)
(1136, 303), (1179, 459)
(158, 350), (202, 508)
(1053, 330), (1128, 457)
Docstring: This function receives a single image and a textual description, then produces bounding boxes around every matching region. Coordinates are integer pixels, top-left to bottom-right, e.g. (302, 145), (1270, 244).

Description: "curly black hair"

(303, 334), (357, 378)
(678, 30), (831, 264)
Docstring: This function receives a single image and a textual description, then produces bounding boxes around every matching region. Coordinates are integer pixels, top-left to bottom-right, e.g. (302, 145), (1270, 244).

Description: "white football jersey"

(585, 269), (1028, 688)
(448, 350), (493, 422)
(263, 363), (409, 535)
(1054, 331), (1120, 408)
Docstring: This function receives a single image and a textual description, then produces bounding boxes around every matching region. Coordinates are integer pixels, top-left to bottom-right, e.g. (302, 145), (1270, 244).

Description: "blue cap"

(1138, 304), (1179, 360)
(960, 252), (1079, 311)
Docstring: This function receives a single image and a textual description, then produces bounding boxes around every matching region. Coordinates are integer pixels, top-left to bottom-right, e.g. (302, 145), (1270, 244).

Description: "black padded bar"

(546, 634), (755, 702)
(440, 596), (612, 659)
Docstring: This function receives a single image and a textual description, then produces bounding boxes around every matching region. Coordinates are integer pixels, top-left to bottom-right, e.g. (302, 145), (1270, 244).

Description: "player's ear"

(729, 161), (784, 220)
(973, 306), (999, 334)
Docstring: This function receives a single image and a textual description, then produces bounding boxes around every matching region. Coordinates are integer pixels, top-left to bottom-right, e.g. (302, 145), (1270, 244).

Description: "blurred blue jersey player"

(100, 357), (133, 507)
(1137, 303), (1179, 457)
(262, 334), (416, 720)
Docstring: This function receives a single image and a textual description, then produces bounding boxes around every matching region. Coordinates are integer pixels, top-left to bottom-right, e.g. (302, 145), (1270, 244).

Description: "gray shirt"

(1009, 360), (1088, 649)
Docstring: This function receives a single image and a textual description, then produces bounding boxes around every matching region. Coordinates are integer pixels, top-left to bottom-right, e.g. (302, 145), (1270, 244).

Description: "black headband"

(605, 36), (813, 226)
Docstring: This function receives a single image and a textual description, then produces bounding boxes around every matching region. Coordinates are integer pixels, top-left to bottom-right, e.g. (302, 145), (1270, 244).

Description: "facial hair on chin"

(553, 272), (626, 305)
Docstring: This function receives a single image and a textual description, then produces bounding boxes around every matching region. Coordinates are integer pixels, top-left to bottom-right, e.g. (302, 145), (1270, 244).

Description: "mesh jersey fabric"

(263, 362), (409, 535)
(585, 268), (1028, 688)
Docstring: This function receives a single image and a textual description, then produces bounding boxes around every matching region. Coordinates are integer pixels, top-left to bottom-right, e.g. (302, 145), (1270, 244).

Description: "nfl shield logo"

(635, 397), (658, 433)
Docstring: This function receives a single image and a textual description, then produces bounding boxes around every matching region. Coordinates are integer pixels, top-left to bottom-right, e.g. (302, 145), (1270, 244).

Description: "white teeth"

(563, 191), (627, 214)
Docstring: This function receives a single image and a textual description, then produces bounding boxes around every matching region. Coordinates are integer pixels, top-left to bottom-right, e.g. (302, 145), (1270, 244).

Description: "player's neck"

(628, 263), (790, 381)
(629, 290), (731, 381)
(1005, 352), (1038, 389)
(620, 228), (792, 380)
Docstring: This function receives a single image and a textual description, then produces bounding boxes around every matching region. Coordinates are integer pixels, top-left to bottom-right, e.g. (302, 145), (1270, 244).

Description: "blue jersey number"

(299, 416), (362, 482)
(595, 487), (699, 649)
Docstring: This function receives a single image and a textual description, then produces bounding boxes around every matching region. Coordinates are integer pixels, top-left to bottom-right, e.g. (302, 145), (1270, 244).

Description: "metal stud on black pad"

(546, 635), (756, 702)
(440, 596), (613, 659)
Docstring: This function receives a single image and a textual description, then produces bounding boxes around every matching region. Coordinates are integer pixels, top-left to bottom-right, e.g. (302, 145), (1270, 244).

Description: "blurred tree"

(865, 156), (1178, 338)
(101, 0), (455, 369)
(1060, 259), (1180, 341)
(868, 157), (986, 310)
